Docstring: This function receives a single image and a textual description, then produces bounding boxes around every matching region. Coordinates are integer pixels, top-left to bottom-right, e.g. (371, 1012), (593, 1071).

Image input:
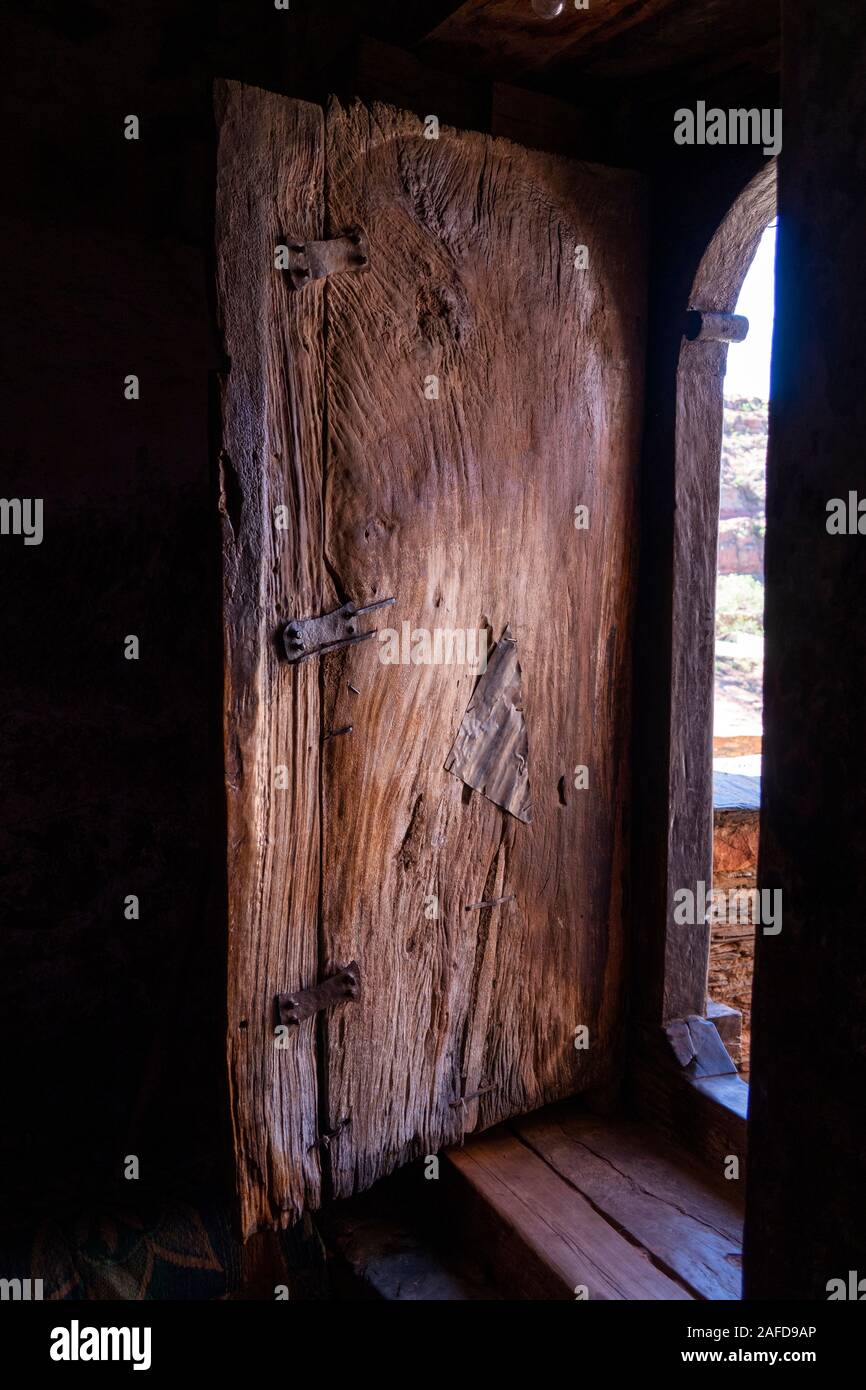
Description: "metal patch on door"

(445, 626), (532, 824)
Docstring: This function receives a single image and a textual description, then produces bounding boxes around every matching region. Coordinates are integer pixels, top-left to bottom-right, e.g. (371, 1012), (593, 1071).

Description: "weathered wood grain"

(215, 81), (326, 1236)
(318, 98), (645, 1198)
(630, 1027), (748, 1182)
(217, 88), (646, 1223)
(446, 1126), (692, 1299)
(514, 1102), (743, 1299)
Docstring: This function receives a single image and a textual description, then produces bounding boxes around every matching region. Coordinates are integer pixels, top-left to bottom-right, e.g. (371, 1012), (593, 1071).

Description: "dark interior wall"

(744, 0), (866, 1299)
(0, 0), (319, 1223)
(2, 0), (221, 1222)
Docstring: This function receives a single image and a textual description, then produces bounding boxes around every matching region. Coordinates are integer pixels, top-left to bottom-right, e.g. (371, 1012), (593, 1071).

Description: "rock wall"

(710, 808), (760, 1075)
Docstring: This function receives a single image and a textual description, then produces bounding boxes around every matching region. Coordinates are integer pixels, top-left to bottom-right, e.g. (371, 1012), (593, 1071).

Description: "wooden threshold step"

(513, 1102), (743, 1300)
(445, 1124), (694, 1301)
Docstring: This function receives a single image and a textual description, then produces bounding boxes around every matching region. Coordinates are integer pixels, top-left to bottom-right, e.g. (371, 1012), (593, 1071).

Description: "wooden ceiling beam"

(418, 0), (675, 81)
(416, 0), (779, 101)
(574, 0), (780, 80)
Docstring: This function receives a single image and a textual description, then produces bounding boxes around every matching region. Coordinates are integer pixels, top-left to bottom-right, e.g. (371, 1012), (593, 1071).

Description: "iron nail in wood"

(450, 1085), (497, 1107)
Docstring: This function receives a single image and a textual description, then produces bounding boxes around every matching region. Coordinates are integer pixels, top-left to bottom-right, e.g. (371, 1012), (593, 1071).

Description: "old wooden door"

(216, 80), (645, 1236)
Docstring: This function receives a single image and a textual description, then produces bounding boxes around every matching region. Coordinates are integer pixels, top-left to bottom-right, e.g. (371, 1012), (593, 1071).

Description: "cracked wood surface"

(216, 81), (326, 1235)
(318, 99), (645, 1200)
(218, 85), (645, 1224)
(447, 1123), (693, 1300)
(514, 1102), (743, 1299)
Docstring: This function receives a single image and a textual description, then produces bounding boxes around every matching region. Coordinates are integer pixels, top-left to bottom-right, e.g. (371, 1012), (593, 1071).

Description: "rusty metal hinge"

(283, 227), (369, 292)
(281, 597), (395, 664)
(277, 962), (360, 1027)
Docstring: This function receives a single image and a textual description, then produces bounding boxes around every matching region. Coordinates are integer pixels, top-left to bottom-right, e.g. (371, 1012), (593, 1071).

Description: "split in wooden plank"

(318, 95), (645, 1201)
(514, 1102), (743, 1300)
(215, 80), (327, 1236)
(445, 1126), (693, 1300)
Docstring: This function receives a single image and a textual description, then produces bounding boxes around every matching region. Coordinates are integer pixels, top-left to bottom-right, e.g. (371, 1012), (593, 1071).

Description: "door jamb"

(664, 161), (776, 1025)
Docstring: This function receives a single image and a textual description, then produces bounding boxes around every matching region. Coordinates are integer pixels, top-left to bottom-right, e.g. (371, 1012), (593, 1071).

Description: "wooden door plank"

(320, 98), (645, 1198)
(446, 1128), (692, 1300)
(215, 80), (326, 1235)
(515, 1103), (743, 1299)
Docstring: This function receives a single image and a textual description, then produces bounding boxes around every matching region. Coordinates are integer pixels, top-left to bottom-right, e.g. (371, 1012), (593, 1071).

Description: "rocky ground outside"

(712, 397), (767, 1073)
(715, 396), (766, 738)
